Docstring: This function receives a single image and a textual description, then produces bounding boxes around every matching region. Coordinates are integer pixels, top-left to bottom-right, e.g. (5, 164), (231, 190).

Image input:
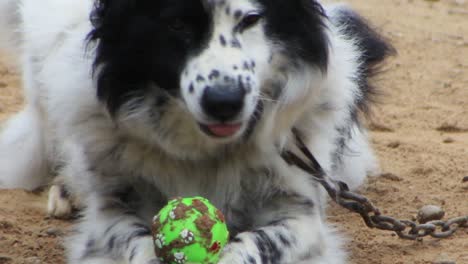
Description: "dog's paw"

(47, 184), (73, 218)
(129, 236), (159, 264)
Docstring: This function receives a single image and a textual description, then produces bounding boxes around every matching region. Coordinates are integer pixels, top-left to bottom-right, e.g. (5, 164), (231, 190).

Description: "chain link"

(281, 129), (468, 240)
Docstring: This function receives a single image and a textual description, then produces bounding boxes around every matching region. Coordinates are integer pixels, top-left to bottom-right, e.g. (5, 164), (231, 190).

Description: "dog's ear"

(330, 7), (395, 68)
(298, 0), (329, 69)
(87, 0), (150, 115)
(329, 6), (396, 116)
(258, 0), (329, 70)
(89, 0), (134, 40)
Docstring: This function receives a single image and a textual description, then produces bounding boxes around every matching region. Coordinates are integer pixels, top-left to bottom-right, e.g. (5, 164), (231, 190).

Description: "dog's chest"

(134, 161), (277, 235)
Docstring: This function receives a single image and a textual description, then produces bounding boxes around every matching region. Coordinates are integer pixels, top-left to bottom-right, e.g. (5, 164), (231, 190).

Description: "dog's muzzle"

(200, 84), (246, 138)
(201, 84), (246, 122)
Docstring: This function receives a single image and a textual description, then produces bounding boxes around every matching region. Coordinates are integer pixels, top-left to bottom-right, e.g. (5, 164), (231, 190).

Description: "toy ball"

(151, 197), (230, 264)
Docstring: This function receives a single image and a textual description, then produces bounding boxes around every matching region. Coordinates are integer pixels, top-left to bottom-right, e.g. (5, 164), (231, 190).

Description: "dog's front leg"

(68, 190), (159, 264)
(219, 195), (346, 264)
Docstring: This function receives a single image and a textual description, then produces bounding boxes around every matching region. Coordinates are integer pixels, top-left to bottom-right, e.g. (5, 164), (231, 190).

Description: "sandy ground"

(0, 0), (467, 263)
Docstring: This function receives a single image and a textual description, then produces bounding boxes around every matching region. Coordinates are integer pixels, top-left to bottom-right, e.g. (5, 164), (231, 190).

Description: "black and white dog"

(0, 0), (393, 263)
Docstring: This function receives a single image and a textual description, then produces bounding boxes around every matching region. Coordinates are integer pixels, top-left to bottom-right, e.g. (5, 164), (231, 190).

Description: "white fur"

(0, 0), (20, 59)
(0, 106), (48, 189)
(0, 1), (381, 264)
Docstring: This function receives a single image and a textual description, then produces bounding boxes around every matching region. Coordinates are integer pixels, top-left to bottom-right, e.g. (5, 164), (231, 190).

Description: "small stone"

(45, 227), (63, 237)
(462, 176), (468, 190)
(417, 205), (445, 223)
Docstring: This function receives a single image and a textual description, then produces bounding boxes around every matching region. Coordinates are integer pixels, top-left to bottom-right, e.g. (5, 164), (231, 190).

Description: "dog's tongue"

(206, 124), (242, 137)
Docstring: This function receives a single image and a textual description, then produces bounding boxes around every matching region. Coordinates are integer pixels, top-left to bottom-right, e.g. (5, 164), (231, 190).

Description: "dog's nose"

(202, 85), (246, 122)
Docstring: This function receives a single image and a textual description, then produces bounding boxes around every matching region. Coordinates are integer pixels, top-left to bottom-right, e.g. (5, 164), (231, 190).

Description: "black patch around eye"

(88, 0), (213, 115)
(167, 17), (186, 32)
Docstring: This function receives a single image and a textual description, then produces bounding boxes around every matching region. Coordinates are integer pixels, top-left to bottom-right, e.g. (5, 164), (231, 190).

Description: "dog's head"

(89, 0), (329, 159)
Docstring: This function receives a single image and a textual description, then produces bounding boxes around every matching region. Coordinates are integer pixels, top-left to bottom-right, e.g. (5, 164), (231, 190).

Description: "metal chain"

(281, 129), (468, 240)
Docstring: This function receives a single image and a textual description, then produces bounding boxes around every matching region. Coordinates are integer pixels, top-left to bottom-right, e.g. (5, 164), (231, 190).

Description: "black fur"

(88, 0), (333, 115)
(332, 8), (395, 116)
(254, 230), (282, 264)
(256, 0), (329, 71)
(247, 255), (257, 264)
(129, 246), (138, 262)
(328, 8), (394, 170)
(88, 0), (212, 114)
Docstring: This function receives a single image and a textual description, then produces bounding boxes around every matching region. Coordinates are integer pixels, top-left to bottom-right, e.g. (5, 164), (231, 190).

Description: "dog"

(0, 0), (393, 263)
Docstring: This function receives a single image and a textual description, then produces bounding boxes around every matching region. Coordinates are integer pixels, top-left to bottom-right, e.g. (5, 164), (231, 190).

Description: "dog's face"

(89, 0), (329, 159)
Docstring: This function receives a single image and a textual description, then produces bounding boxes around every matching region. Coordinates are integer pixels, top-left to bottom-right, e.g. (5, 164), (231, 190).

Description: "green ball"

(152, 197), (230, 264)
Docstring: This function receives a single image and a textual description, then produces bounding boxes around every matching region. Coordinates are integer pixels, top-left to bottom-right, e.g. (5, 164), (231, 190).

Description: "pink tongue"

(207, 124), (242, 137)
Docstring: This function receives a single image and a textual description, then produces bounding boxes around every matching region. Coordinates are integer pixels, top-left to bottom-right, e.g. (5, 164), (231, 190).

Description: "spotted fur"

(0, 0), (393, 264)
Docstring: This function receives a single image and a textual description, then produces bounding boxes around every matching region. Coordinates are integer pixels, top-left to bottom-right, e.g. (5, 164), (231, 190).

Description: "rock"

(463, 177), (468, 190)
(417, 205), (445, 223)
(45, 227), (63, 237)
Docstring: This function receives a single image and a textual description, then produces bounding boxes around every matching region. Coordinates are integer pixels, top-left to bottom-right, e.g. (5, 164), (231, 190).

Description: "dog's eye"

(238, 12), (263, 31)
(168, 18), (186, 32)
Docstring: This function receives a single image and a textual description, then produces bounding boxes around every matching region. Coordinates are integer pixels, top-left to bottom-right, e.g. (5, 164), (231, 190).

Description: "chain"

(281, 129), (468, 240)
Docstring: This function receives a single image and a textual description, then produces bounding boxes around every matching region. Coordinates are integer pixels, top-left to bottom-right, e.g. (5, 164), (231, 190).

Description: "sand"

(0, 0), (467, 263)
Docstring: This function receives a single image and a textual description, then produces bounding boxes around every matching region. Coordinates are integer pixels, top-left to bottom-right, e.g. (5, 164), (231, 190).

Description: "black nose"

(201, 85), (246, 122)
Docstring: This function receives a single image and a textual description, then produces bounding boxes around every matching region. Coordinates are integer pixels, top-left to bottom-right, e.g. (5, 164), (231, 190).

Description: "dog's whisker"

(257, 94), (280, 103)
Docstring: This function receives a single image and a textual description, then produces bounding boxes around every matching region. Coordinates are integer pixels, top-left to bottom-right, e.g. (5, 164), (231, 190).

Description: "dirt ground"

(0, 0), (467, 263)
